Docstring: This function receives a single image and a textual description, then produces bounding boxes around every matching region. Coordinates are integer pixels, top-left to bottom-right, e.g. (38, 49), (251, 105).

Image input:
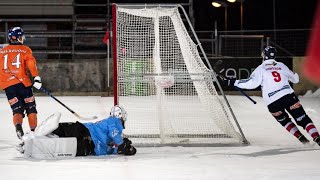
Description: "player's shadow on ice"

(187, 146), (319, 158)
(229, 147), (319, 157)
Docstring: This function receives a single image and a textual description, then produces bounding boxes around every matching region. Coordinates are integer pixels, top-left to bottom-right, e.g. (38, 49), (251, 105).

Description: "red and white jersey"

(234, 59), (299, 105)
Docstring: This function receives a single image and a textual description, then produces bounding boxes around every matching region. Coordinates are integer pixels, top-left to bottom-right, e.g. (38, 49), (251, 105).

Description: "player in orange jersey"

(0, 27), (42, 140)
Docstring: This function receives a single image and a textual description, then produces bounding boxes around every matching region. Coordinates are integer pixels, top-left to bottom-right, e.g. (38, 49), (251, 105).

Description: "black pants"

(52, 122), (95, 156)
(267, 93), (312, 128)
(5, 83), (37, 116)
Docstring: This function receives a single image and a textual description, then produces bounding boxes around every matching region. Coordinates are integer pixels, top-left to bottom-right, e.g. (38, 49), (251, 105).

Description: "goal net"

(112, 4), (247, 146)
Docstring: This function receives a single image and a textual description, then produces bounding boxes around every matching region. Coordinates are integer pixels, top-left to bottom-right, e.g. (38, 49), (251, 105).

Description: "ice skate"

(15, 124), (24, 140)
(298, 135), (309, 144)
(313, 136), (320, 146)
(14, 142), (24, 154)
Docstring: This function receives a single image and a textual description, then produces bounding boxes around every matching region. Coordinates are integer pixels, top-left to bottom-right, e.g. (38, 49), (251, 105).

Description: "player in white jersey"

(224, 46), (320, 146)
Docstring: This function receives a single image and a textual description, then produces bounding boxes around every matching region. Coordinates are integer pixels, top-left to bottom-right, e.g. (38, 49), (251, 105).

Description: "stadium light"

(212, 1), (228, 7)
(227, 0), (237, 2)
(212, 2), (222, 7)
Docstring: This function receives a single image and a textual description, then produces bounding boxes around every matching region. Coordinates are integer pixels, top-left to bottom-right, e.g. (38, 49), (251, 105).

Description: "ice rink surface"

(0, 90), (320, 180)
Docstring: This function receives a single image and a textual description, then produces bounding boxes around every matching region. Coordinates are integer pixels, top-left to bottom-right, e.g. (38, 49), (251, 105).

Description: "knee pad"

(26, 106), (37, 115)
(24, 96), (37, 115)
(288, 104), (312, 129)
(271, 111), (290, 126)
(9, 97), (24, 115)
(295, 114), (312, 129)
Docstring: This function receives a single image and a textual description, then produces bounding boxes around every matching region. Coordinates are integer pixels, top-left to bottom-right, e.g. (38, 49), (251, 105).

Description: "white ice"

(0, 91), (320, 180)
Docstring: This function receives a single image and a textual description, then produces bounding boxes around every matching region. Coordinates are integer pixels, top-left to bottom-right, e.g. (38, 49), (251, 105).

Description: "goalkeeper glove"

(117, 138), (137, 156)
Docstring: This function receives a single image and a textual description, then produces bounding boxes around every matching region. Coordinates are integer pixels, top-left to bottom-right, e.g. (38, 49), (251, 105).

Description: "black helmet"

(8, 27), (26, 43)
(262, 46), (277, 60)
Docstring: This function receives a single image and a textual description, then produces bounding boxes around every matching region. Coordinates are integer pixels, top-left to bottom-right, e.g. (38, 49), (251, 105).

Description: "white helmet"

(110, 105), (127, 128)
(110, 105), (127, 123)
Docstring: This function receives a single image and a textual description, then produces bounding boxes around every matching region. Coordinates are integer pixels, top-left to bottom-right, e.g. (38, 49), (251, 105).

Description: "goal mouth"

(126, 133), (247, 147)
(113, 4), (248, 146)
(132, 143), (248, 147)
(126, 133), (234, 139)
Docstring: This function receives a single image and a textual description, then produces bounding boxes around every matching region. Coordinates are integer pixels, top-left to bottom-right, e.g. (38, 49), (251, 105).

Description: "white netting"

(154, 75), (174, 88)
(115, 5), (245, 145)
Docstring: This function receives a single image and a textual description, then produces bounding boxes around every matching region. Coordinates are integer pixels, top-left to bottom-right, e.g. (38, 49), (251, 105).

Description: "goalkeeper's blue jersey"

(83, 116), (124, 156)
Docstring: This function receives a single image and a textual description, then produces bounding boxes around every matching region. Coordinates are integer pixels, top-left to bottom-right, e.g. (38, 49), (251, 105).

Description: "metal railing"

(0, 28), (311, 60)
(196, 29), (311, 59)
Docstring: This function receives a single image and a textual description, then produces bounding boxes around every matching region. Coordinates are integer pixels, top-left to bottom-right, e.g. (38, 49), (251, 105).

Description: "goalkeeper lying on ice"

(18, 105), (136, 158)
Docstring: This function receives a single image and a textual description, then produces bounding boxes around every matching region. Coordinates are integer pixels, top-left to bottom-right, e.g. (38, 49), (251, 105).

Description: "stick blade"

(79, 116), (98, 121)
(74, 113), (98, 121)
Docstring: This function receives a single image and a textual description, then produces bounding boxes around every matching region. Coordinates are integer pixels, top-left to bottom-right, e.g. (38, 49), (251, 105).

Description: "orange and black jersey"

(0, 43), (39, 90)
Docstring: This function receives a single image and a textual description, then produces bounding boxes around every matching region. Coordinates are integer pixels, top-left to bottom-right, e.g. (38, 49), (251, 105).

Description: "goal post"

(112, 3), (248, 146)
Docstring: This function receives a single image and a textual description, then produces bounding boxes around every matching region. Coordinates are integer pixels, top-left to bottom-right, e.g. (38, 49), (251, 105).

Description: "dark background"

(112, 0), (318, 31)
(194, 0), (318, 30)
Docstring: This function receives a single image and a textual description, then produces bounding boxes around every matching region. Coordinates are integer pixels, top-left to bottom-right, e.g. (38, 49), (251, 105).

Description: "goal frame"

(112, 3), (249, 146)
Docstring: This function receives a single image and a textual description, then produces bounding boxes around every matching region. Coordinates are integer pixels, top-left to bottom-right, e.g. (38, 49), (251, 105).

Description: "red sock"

(27, 113), (38, 131)
(13, 113), (23, 126)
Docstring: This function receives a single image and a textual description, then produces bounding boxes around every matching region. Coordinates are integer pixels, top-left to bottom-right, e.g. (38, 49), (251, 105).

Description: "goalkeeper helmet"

(8, 27), (26, 44)
(110, 105), (127, 128)
(262, 46), (277, 60)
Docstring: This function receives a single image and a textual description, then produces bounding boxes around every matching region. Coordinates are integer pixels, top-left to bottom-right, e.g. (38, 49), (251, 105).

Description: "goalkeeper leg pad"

(34, 112), (61, 136)
(24, 136), (77, 159)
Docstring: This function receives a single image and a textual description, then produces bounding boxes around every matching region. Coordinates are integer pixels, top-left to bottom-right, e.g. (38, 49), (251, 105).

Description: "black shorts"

(4, 83), (37, 116)
(52, 122), (95, 156)
(267, 93), (299, 113)
(268, 92), (311, 127)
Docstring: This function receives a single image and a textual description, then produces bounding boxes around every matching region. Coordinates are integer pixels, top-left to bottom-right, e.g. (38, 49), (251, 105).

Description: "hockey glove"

(117, 138), (137, 156)
(33, 76), (42, 90)
(218, 77), (236, 89)
(226, 78), (236, 88)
